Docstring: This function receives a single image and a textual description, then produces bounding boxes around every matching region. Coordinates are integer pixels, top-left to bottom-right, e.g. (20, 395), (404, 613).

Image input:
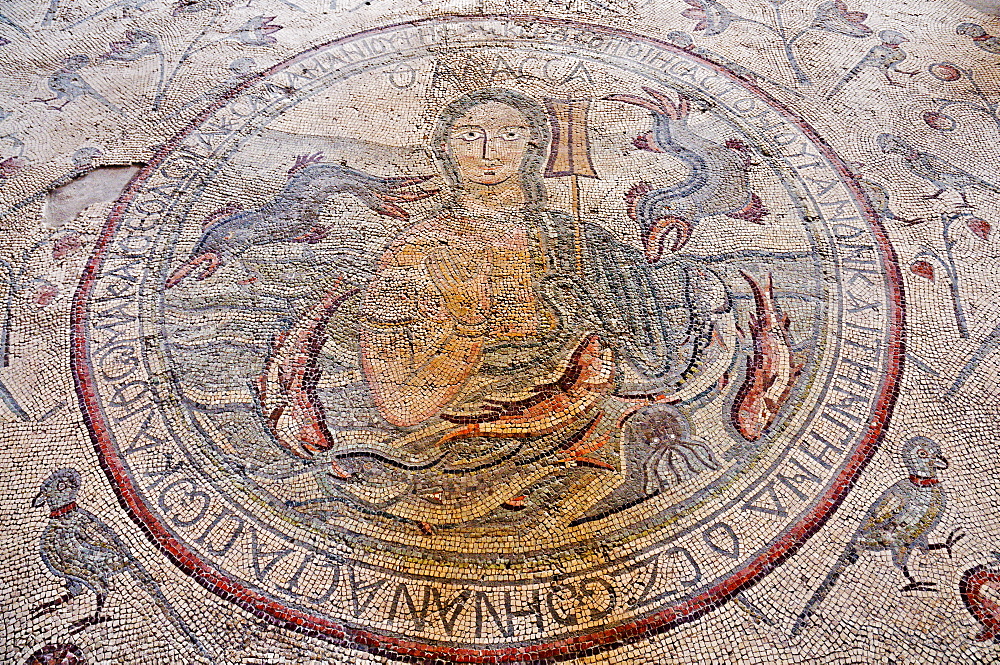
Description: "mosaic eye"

(453, 129), (485, 142)
(499, 128), (528, 141)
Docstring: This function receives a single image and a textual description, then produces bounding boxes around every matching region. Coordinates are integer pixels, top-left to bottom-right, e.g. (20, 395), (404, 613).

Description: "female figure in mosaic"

(248, 88), (738, 531)
(147, 82), (824, 539)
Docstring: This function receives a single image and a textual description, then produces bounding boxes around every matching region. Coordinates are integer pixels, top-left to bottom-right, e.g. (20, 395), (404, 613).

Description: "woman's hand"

(426, 246), (494, 327)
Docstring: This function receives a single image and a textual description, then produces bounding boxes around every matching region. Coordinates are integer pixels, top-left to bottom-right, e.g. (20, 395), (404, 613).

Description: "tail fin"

(130, 563), (215, 663)
(790, 546), (859, 636)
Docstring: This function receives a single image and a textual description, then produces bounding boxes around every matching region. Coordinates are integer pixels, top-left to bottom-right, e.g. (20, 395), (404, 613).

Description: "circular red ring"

(71, 14), (904, 663)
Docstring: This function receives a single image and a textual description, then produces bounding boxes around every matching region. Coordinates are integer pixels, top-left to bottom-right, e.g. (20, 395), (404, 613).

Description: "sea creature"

(165, 156), (436, 287)
(731, 271), (803, 441)
(605, 87), (768, 262)
(435, 334), (621, 469)
(256, 278), (357, 475)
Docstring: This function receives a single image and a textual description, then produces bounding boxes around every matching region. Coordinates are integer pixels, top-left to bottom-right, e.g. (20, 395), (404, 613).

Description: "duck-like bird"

(605, 87), (768, 262)
(165, 154), (437, 287)
(791, 437), (964, 636)
(30, 469), (214, 662)
(877, 133), (1000, 208)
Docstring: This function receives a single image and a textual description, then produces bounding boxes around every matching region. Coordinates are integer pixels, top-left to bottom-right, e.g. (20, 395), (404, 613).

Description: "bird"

(165, 154), (437, 287)
(827, 30), (918, 98)
(790, 436), (964, 635)
(877, 133), (1000, 207)
(31, 56), (122, 114)
(604, 87), (767, 263)
(956, 23), (1000, 55)
(29, 469), (215, 663)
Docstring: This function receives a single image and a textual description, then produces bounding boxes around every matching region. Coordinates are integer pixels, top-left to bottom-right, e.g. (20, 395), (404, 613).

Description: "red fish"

(731, 271), (803, 441)
(256, 278), (357, 477)
(436, 335), (620, 469)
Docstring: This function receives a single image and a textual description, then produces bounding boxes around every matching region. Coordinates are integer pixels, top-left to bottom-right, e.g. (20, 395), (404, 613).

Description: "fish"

(255, 277), (358, 477)
(731, 271), (803, 441)
(433, 335), (621, 469)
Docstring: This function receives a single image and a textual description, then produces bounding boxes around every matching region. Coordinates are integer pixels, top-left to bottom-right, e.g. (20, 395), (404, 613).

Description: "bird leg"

(927, 528), (966, 558)
(68, 592), (109, 633)
(921, 189), (946, 200)
(900, 564), (936, 593)
(29, 593), (75, 619)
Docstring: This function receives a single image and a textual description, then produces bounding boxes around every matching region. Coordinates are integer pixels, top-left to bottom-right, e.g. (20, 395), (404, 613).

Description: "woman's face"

(445, 101), (532, 187)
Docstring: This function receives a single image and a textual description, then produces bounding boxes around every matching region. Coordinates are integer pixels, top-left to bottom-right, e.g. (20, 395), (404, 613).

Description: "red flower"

(910, 260), (934, 281)
(811, 0), (873, 37)
(967, 217), (991, 241)
(922, 110), (956, 132)
(681, 0), (735, 36)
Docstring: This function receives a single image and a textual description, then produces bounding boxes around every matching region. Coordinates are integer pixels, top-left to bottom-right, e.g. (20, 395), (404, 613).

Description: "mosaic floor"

(2, 1), (1000, 663)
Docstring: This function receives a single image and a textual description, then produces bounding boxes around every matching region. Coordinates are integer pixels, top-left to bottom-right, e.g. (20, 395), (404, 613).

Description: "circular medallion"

(72, 15), (903, 661)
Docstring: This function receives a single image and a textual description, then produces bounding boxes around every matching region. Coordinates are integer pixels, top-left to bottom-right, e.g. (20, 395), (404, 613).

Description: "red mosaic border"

(70, 14), (905, 663)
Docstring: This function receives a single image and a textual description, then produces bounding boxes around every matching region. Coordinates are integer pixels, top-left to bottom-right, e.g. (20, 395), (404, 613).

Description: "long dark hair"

(431, 88), (550, 210)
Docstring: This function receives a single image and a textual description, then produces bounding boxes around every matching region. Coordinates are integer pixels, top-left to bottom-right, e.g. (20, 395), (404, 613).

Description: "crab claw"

(165, 252), (221, 288)
(644, 217), (693, 262)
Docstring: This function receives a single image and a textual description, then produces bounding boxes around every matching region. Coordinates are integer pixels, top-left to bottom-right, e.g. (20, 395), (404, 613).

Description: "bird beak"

(933, 455), (949, 470)
(31, 491), (46, 508)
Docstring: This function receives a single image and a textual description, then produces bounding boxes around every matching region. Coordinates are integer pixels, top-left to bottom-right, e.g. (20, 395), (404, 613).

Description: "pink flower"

(681, 0), (735, 36)
(99, 30), (161, 63)
(811, 1), (873, 37)
(0, 156), (24, 180)
(33, 284), (58, 307)
(967, 217), (991, 241)
(52, 233), (83, 260)
(910, 260), (934, 281)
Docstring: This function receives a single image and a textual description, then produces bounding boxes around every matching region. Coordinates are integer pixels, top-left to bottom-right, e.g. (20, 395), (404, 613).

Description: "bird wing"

(856, 485), (907, 549)
(859, 486), (907, 536)
(71, 512), (134, 573)
(917, 152), (987, 186)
